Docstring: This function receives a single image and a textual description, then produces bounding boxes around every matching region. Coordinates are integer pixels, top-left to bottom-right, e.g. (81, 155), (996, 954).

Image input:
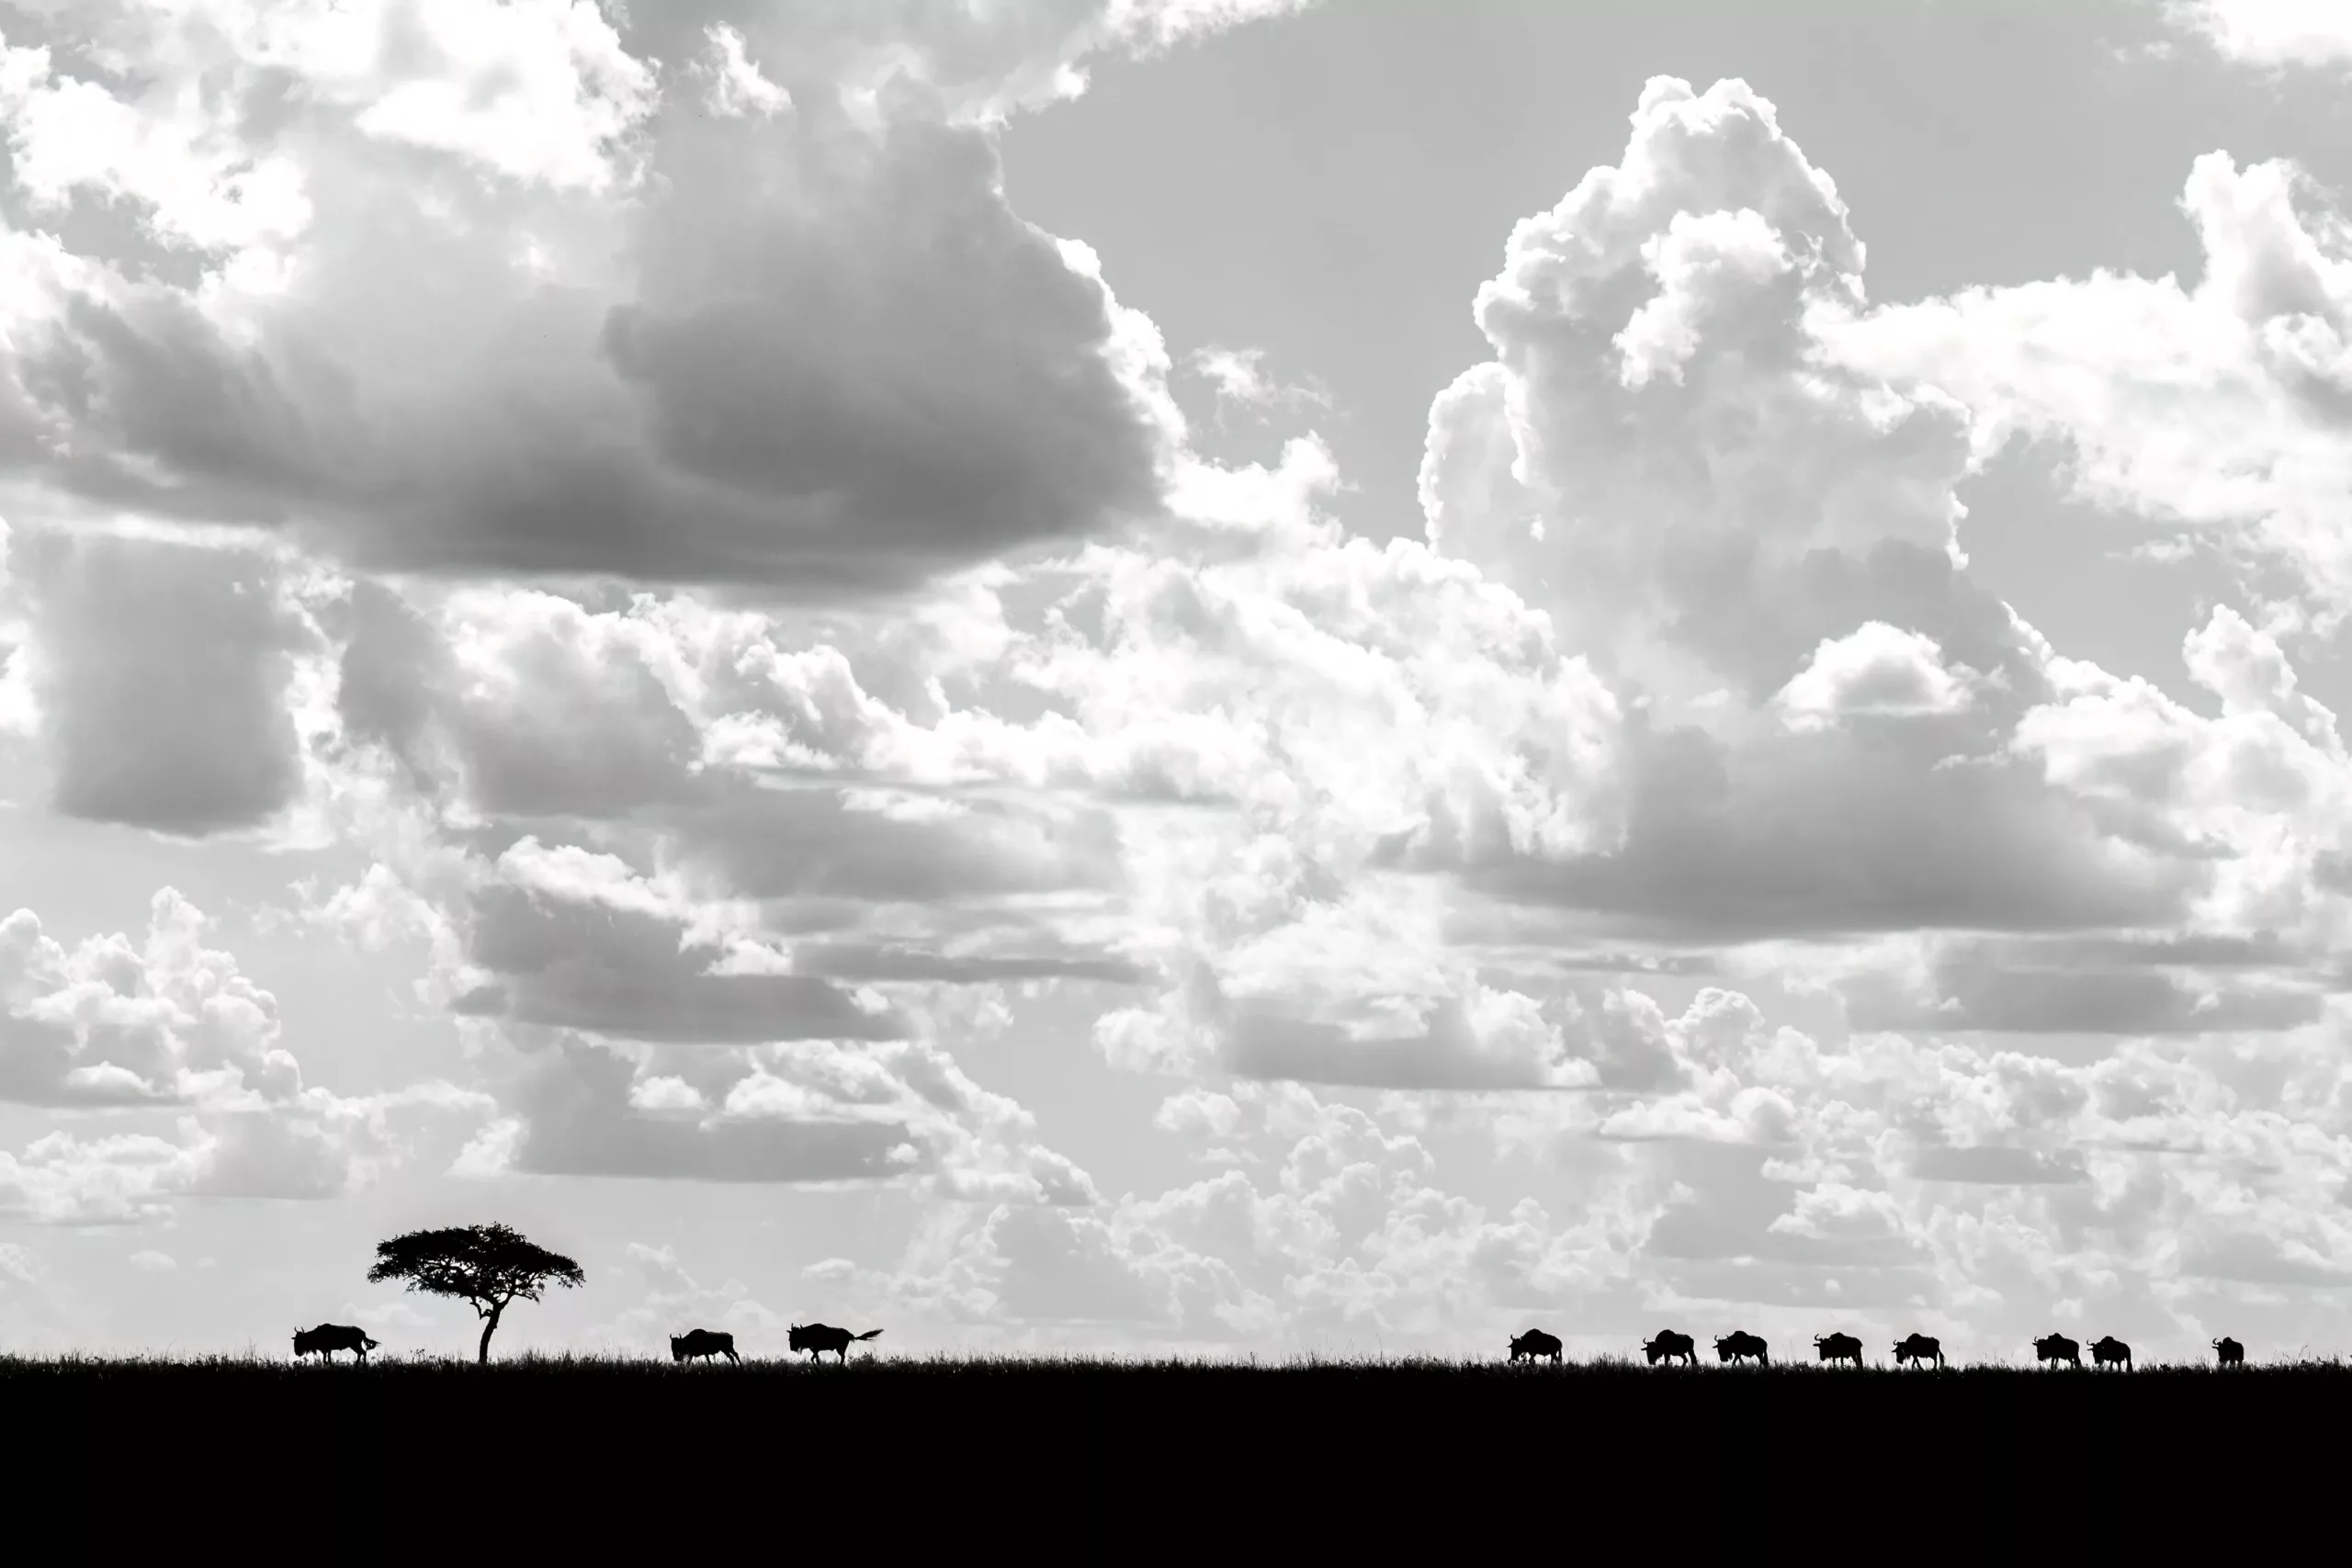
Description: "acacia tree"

(368, 1223), (585, 1364)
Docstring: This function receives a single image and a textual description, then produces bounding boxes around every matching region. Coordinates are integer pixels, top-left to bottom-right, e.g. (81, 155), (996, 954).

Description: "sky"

(4, 0), (2352, 1366)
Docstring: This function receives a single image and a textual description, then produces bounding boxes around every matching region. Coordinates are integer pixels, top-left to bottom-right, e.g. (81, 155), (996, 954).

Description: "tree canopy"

(368, 1222), (585, 1363)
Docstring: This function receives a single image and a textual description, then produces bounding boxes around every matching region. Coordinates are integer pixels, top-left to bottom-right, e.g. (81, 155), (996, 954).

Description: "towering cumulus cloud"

(3, 7), (2350, 1359)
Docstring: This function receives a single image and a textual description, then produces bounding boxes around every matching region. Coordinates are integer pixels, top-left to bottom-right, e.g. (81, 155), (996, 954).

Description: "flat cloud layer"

(1, 5), (2350, 1363)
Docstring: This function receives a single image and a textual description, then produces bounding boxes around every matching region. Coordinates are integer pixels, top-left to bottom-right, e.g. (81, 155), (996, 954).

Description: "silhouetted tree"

(368, 1223), (585, 1363)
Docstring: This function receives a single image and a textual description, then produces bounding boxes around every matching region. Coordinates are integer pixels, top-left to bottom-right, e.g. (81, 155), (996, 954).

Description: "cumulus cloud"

(1773, 622), (1981, 731)
(0, 889), (491, 1222)
(2, 889), (300, 1106)
(4, 4), (2351, 1366)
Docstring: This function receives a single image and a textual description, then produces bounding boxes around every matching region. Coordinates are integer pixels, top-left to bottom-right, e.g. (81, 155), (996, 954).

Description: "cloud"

(1406, 74), (2352, 987)
(6, 16), (2352, 1366)
(1828, 931), (2327, 1037)
(1822, 150), (2352, 631)
(1188, 344), (1330, 421)
(1, 531), (322, 835)
(599, 1), (1320, 125)
(0, 3), (1191, 597)
(1, 889), (299, 1107)
(1421, 77), (1975, 703)
(2170, 0), (2352, 68)
(1773, 622), (1982, 731)
(1, 1117), (307, 1223)
(443, 976), (1097, 1202)
(0, 888), (492, 1221)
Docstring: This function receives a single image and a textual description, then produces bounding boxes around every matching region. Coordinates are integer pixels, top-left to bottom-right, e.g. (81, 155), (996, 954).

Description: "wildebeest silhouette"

(1893, 1333), (1945, 1369)
(2089, 1336), (2132, 1370)
(2033, 1333), (2081, 1367)
(292, 1324), (379, 1363)
(2212, 1337), (2244, 1369)
(1812, 1332), (1863, 1368)
(670, 1329), (740, 1365)
(789, 1323), (883, 1363)
(1713, 1331), (1769, 1366)
(1643, 1330), (1696, 1366)
(1509, 1329), (1562, 1364)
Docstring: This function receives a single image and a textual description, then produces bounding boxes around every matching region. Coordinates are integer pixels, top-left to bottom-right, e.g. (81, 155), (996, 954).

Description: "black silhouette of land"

(3, 1347), (2336, 1548)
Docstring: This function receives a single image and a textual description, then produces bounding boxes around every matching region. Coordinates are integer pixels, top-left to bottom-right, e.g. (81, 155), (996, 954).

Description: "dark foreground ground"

(6, 1354), (2333, 1551)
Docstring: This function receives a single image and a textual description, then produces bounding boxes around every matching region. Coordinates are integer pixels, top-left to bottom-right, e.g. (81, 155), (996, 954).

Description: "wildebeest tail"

(854, 1329), (884, 1342)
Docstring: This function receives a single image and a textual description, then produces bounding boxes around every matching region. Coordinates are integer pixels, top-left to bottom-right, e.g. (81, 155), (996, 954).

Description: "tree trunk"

(478, 1302), (504, 1365)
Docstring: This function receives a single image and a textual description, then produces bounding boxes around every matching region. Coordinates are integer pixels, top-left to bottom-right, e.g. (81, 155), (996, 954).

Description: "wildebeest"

(2033, 1333), (2081, 1368)
(1643, 1330), (1696, 1367)
(2212, 1337), (2245, 1369)
(2089, 1336), (2132, 1370)
(789, 1323), (883, 1363)
(1893, 1333), (1944, 1370)
(1509, 1329), (1563, 1364)
(1812, 1332), (1863, 1368)
(292, 1324), (379, 1363)
(1713, 1331), (1769, 1366)
(670, 1329), (740, 1365)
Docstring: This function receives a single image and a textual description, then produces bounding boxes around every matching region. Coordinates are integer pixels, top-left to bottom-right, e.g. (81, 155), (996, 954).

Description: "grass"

(5, 1347), (2348, 1375)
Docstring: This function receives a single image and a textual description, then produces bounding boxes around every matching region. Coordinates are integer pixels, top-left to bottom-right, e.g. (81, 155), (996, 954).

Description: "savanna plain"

(5, 1348), (2337, 1540)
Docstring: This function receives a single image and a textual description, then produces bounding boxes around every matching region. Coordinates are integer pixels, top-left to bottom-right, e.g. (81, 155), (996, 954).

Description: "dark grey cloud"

(1847, 937), (2326, 1036)
(581, 105), (1164, 588)
(1456, 721), (2195, 942)
(11, 529), (310, 834)
(505, 1040), (918, 1183)
(1668, 539), (2050, 711)
(2179, 1232), (2352, 1291)
(0, 1010), (178, 1108)
(0, 84), (1169, 601)
(459, 884), (907, 1046)
(1641, 1148), (1922, 1272)
(324, 577), (454, 795)
(0, 285), (345, 529)
(666, 783), (1126, 904)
